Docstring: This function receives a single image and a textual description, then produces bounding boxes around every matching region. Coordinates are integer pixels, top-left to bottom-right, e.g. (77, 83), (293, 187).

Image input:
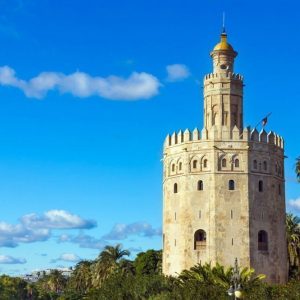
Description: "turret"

(203, 30), (243, 133)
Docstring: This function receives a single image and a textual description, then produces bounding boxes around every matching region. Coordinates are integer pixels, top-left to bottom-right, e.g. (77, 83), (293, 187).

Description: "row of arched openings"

(193, 229), (268, 251)
(221, 158), (239, 168)
(173, 180), (235, 193)
(253, 159), (283, 177)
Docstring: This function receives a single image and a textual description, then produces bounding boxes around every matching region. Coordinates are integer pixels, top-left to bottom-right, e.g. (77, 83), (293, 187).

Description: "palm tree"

(296, 157), (300, 182)
(70, 260), (93, 294)
(47, 270), (66, 294)
(178, 262), (264, 289)
(286, 213), (300, 276)
(92, 244), (130, 287)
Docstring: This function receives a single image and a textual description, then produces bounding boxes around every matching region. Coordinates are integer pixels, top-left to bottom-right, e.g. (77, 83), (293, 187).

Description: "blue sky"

(0, 0), (299, 275)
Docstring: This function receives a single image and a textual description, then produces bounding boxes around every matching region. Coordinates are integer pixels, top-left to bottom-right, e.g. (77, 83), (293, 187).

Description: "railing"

(195, 241), (206, 250)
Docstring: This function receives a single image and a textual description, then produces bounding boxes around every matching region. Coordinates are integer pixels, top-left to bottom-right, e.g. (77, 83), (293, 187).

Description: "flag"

(262, 116), (268, 126)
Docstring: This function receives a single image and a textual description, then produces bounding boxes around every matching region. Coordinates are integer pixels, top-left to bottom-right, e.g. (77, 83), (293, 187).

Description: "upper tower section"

(210, 30), (237, 74)
(203, 30), (244, 133)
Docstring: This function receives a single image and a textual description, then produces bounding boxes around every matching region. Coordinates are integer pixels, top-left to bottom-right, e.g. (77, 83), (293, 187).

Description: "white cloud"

(68, 233), (107, 249)
(0, 255), (26, 264)
(102, 222), (161, 240)
(288, 198), (300, 211)
(21, 210), (96, 230)
(0, 210), (96, 247)
(0, 66), (161, 100)
(51, 253), (81, 263)
(166, 64), (190, 82)
(59, 222), (161, 249)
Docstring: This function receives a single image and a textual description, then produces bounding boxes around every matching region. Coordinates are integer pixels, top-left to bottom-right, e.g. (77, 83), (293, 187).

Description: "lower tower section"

(162, 127), (287, 283)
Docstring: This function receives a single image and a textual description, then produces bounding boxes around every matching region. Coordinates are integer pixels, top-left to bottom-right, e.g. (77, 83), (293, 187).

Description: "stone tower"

(162, 30), (287, 283)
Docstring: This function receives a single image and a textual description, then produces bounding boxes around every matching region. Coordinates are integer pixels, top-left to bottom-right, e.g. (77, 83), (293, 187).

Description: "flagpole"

(254, 112), (272, 130)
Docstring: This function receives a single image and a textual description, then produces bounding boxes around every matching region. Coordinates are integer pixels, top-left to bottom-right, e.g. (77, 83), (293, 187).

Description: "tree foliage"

(296, 156), (300, 182)
(3, 241), (300, 299)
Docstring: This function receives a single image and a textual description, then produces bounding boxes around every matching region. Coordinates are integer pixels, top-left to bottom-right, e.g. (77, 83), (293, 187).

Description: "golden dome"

(213, 32), (234, 52)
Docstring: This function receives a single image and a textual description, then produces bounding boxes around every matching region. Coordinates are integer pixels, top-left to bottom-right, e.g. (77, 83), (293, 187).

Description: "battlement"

(204, 72), (243, 81)
(164, 126), (284, 149)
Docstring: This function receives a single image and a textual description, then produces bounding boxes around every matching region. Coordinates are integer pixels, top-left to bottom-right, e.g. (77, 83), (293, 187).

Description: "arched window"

(197, 180), (203, 191)
(172, 164), (175, 172)
(193, 160), (197, 169)
(253, 160), (257, 169)
(234, 159), (239, 168)
(194, 229), (207, 250)
(258, 230), (268, 251)
(229, 180), (235, 190)
(203, 159), (208, 168)
(263, 161), (267, 171)
(278, 184), (281, 195)
(258, 180), (263, 192)
(222, 158), (227, 168)
(174, 183), (178, 193)
(179, 162), (182, 171)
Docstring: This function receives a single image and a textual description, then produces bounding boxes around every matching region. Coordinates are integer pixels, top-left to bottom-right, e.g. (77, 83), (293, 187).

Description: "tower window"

(222, 158), (227, 168)
(197, 180), (203, 191)
(194, 229), (206, 250)
(234, 159), (239, 168)
(172, 164), (175, 172)
(263, 161), (267, 171)
(174, 183), (178, 193)
(229, 180), (235, 190)
(258, 180), (263, 192)
(203, 159), (208, 168)
(193, 160), (197, 169)
(253, 160), (257, 169)
(179, 162), (182, 171)
(278, 184), (281, 195)
(258, 230), (268, 251)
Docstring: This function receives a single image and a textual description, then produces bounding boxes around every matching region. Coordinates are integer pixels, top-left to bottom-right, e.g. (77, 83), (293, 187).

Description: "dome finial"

(222, 12), (226, 34)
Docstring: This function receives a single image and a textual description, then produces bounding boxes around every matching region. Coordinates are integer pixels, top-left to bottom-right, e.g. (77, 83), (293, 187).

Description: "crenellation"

(165, 134), (171, 147)
(204, 72), (243, 82)
(259, 129), (267, 143)
(164, 127), (284, 150)
(243, 127), (250, 141)
(250, 128), (259, 141)
(178, 130), (184, 143)
(267, 132), (275, 144)
(192, 128), (200, 141)
(184, 129), (191, 142)
(171, 132), (177, 145)
(232, 125), (240, 140)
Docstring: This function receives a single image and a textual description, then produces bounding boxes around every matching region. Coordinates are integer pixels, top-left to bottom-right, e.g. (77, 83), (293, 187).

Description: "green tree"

(178, 262), (265, 299)
(35, 270), (67, 299)
(67, 260), (93, 295)
(134, 249), (162, 275)
(286, 213), (300, 278)
(91, 244), (130, 287)
(0, 275), (31, 300)
(296, 157), (300, 182)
